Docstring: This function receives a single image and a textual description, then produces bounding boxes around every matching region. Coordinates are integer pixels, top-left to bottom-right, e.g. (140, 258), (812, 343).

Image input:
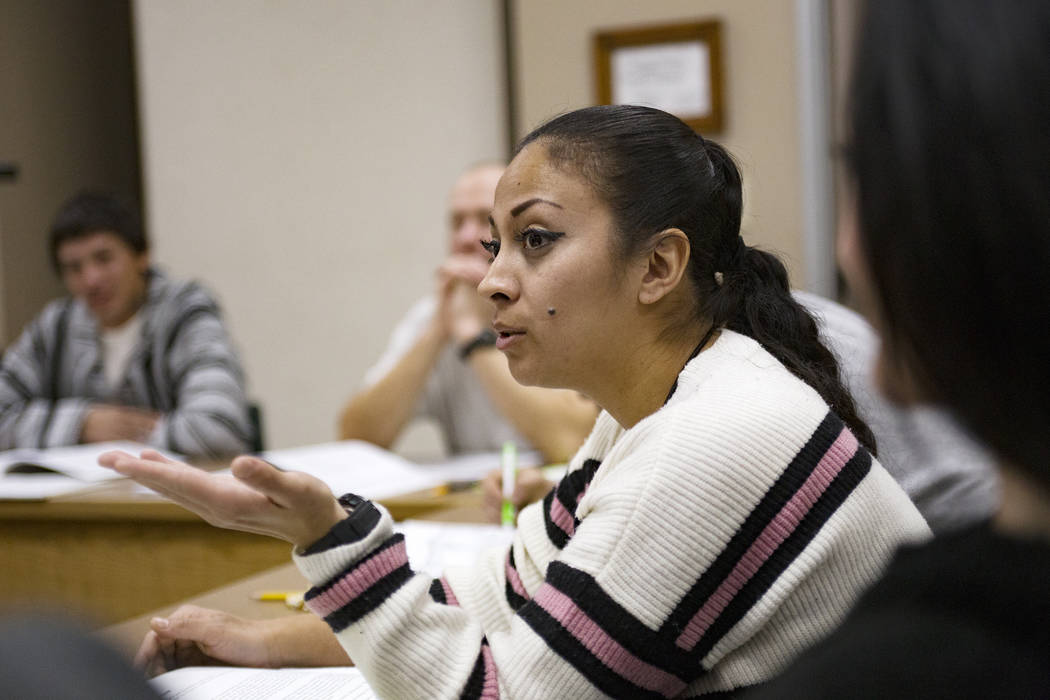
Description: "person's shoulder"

(147, 268), (221, 311)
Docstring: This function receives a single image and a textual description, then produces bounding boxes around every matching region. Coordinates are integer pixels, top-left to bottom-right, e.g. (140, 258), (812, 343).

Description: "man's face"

(56, 231), (150, 329)
(448, 165), (503, 260)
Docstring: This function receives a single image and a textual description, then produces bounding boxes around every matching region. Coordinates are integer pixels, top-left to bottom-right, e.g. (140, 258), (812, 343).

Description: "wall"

(0, 0), (140, 346)
(134, 0), (506, 451)
(511, 0), (808, 284)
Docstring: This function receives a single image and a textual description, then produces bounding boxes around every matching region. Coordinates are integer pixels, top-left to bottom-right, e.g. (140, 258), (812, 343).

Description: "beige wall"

(134, 0), (506, 451)
(512, 0), (808, 284)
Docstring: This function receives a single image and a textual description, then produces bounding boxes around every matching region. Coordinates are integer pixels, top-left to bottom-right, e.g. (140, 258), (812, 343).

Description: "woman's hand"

(134, 606), (276, 678)
(98, 450), (347, 548)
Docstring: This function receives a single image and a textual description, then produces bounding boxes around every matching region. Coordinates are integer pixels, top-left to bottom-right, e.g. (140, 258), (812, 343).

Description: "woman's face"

(478, 143), (640, 393)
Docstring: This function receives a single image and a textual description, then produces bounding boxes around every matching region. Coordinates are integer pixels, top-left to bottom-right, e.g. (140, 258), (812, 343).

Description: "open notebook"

(0, 441), (182, 500)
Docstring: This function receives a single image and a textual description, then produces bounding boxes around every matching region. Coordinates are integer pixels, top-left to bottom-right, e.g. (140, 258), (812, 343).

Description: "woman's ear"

(638, 229), (690, 305)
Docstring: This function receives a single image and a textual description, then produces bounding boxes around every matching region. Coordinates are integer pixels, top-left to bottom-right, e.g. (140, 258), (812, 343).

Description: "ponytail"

(706, 246), (878, 453)
(518, 105), (876, 453)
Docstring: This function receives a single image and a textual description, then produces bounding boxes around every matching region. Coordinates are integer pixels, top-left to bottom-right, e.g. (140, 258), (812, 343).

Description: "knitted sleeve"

(293, 406), (926, 698)
(0, 300), (90, 449)
(150, 282), (253, 457)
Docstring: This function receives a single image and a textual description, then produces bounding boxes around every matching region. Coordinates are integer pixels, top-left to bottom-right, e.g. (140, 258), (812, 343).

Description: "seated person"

(484, 290), (998, 534)
(747, 1), (1050, 695)
(339, 164), (598, 464)
(104, 105), (929, 697)
(0, 191), (252, 458)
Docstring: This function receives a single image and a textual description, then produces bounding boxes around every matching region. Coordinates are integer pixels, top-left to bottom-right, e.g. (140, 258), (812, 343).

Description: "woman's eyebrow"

(510, 198), (563, 217)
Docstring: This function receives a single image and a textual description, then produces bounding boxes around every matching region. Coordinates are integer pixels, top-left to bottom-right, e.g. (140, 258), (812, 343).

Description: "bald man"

(339, 165), (598, 463)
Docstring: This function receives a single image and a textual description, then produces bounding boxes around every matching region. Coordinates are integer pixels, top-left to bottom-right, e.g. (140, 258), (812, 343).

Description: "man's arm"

(0, 303), (93, 449)
(338, 314), (447, 449)
(154, 286), (253, 457)
(465, 348), (598, 463)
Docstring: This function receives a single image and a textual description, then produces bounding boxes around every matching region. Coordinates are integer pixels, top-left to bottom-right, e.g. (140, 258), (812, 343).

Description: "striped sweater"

(0, 269), (252, 457)
(294, 331), (930, 698)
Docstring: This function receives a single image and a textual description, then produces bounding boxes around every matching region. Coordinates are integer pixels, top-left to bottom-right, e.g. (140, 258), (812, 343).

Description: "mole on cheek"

(548, 307), (556, 316)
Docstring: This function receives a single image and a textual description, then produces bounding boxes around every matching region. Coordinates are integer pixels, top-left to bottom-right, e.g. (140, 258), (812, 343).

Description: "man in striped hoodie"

(0, 191), (252, 458)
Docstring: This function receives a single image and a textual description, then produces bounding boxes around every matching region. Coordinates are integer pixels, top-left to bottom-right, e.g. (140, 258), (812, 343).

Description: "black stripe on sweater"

(661, 412), (844, 639)
(545, 561), (698, 681)
(504, 546), (529, 611)
(306, 534), (405, 598)
(320, 564), (412, 633)
(428, 578), (447, 605)
(458, 639), (490, 700)
(541, 458), (601, 549)
(37, 300), (72, 447)
(518, 601), (670, 700)
(689, 446), (872, 663)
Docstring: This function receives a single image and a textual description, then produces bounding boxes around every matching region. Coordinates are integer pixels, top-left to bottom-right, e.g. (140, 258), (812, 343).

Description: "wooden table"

(0, 477), (484, 627)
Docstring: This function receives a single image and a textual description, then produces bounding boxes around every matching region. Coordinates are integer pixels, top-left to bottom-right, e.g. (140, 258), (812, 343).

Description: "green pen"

(500, 441), (517, 528)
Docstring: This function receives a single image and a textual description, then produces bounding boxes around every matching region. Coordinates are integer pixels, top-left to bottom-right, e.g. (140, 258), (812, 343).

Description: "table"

(0, 477), (485, 626)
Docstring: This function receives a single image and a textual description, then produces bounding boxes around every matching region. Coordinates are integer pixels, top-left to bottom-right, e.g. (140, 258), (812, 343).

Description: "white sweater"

(294, 331), (930, 698)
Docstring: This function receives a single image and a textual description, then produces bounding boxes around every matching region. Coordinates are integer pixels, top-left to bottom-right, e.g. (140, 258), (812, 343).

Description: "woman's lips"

(495, 330), (525, 351)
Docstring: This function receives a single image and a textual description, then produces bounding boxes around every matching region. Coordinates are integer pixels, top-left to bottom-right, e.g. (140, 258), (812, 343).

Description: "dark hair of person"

(49, 190), (147, 271)
(518, 104), (876, 452)
(847, 1), (1050, 486)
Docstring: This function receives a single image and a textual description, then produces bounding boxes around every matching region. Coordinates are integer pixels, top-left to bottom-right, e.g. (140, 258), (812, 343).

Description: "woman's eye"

(518, 228), (563, 251)
(523, 230), (546, 249)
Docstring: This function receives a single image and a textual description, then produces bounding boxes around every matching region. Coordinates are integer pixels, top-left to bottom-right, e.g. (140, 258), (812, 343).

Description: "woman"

(102, 106), (928, 697)
(747, 2), (1050, 697)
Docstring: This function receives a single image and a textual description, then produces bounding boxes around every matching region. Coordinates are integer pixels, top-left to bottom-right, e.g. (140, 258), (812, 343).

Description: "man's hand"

(436, 254), (493, 344)
(481, 466), (556, 524)
(80, 405), (159, 444)
(98, 450), (347, 547)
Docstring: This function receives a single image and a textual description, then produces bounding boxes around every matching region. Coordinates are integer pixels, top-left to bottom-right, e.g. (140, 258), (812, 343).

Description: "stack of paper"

(0, 441), (180, 500)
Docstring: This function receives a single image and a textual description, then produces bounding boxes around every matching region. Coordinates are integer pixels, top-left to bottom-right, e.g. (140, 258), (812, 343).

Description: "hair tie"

(714, 271), (725, 287)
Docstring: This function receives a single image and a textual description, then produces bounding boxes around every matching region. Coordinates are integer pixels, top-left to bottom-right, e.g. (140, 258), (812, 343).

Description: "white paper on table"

(0, 473), (90, 500)
(396, 519), (515, 577)
(150, 666), (377, 700)
(0, 442), (183, 483)
(261, 440), (445, 500)
(413, 449), (542, 484)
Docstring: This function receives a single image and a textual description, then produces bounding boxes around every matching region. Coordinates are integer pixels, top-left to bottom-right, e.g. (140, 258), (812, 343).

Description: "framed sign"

(593, 19), (725, 133)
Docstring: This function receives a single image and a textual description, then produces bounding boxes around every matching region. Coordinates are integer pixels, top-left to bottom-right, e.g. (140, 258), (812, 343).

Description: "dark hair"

(49, 191), (147, 271)
(848, 1), (1050, 485)
(519, 105), (876, 451)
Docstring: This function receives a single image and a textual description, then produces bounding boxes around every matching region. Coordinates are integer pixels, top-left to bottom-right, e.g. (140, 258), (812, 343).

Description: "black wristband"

(459, 328), (497, 359)
(301, 493), (381, 555)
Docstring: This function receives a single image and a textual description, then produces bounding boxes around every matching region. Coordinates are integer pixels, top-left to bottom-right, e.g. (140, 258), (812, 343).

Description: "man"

(339, 164), (598, 463)
(0, 191), (252, 457)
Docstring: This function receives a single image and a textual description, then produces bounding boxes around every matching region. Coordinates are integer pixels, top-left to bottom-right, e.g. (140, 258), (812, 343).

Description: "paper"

(150, 666), (377, 699)
(0, 442), (183, 499)
(611, 40), (711, 117)
(0, 473), (89, 500)
(396, 519), (515, 576)
(261, 440), (444, 500)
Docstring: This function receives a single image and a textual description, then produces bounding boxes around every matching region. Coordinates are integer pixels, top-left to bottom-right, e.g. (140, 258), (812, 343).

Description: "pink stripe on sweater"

(536, 585), (686, 697)
(676, 428), (859, 650)
(504, 553), (528, 600)
(480, 643), (500, 699)
(306, 540), (409, 618)
(441, 577), (460, 607)
(548, 495), (576, 537)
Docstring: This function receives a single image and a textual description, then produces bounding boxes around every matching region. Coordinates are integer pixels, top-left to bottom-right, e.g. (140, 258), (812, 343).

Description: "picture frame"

(593, 19), (725, 134)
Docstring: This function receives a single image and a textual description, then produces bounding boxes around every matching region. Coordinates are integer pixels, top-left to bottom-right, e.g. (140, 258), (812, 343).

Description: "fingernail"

(151, 617), (169, 630)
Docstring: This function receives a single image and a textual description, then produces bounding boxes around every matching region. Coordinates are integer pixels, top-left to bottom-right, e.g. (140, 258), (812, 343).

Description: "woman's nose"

(478, 252), (517, 303)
